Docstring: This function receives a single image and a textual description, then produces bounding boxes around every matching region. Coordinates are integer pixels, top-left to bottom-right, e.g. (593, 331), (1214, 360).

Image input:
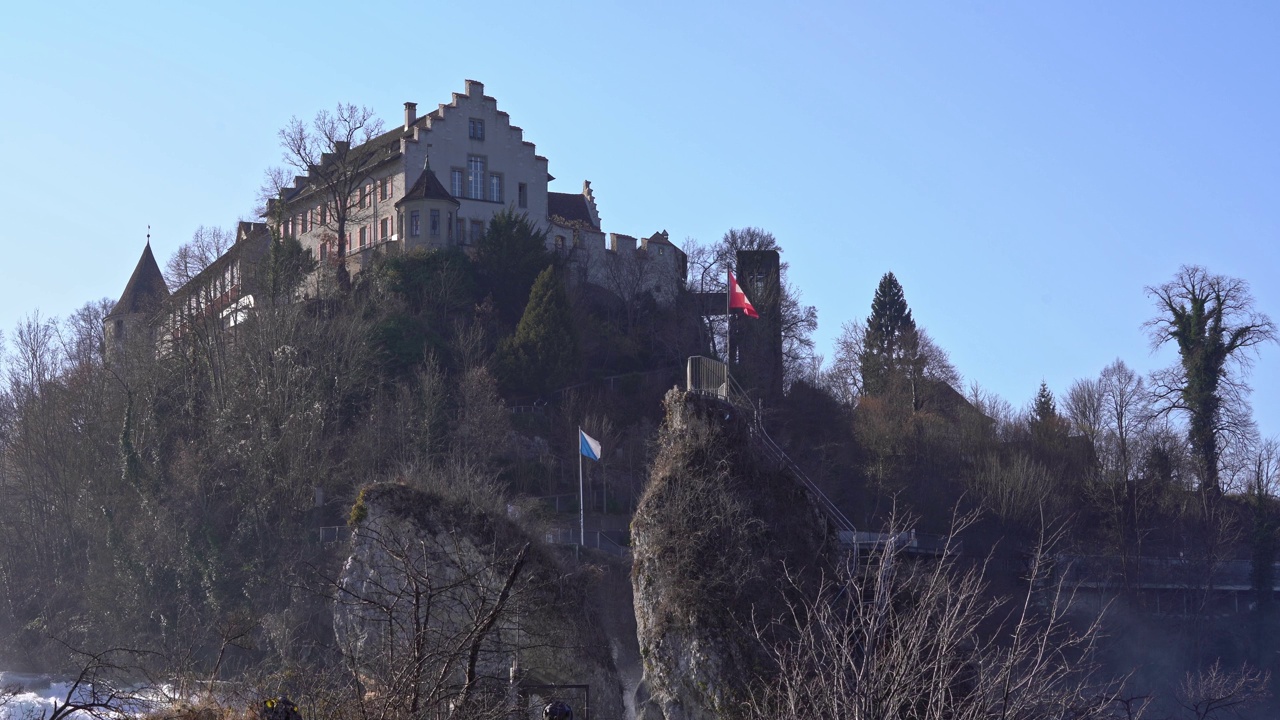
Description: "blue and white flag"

(579, 429), (602, 461)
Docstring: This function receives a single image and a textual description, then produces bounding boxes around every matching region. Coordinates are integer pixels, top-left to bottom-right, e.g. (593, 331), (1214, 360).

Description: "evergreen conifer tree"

(1032, 381), (1057, 426)
(498, 265), (579, 396)
(1029, 380), (1070, 454)
(474, 210), (552, 329)
(860, 272), (918, 396)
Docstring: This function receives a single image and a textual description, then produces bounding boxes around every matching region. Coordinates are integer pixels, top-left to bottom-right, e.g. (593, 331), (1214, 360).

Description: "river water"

(0, 672), (171, 720)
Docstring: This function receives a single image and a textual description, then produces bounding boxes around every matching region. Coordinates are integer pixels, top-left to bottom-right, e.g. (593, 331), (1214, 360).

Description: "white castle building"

(107, 80), (688, 351)
(272, 79), (686, 303)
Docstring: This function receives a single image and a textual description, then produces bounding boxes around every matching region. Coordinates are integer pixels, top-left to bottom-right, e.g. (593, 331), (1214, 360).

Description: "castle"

(106, 80), (688, 350)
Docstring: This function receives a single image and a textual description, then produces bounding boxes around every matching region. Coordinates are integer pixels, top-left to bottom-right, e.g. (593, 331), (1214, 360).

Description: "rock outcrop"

(337, 483), (624, 719)
(630, 390), (837, 719)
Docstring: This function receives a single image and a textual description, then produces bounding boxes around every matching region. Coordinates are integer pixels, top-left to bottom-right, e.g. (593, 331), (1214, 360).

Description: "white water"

(0, 674), (82, 720)
(0, 673), (172, 720)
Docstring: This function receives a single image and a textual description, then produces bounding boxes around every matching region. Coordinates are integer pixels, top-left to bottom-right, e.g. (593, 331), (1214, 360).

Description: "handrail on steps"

(684, 356), (857, 536)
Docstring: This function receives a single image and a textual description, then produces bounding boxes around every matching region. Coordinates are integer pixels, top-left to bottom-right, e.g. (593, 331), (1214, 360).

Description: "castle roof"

(108, 243), (169, 318)
(396, 168), (459, 207)
(548, 192), (599, 230)
(278, 81), (553, 208)
(169, 223), (272, 304)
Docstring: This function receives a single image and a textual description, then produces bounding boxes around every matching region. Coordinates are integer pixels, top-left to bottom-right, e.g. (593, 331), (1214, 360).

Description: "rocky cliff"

(630, 390), (837, 719)
(337, 483), (625, 719)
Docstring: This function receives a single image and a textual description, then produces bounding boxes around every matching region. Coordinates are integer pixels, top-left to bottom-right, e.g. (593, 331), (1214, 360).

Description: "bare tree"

(40, 643), (162, 720)
(828, 319), (866, 407)
(684, 228), (818, 384)
(267, 104), (387, 289)
(1176, 660), (1269, 720)
(1066, 376), (1106, 448)
(331, 517), (532, 720)
(1145, 266), (1277, 495)
(1245, 437), (1280, 612)
(747, 520), (1125, 720)
(163, 225), (235, 290)
(1099, 360), (1152, 487)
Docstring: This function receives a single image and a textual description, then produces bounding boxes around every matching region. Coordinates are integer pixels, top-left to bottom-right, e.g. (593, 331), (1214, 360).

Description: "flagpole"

(578, 426), (585, 548)
(725, 267), (732, 370)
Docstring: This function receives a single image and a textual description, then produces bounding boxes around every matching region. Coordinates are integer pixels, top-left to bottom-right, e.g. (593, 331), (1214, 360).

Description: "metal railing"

(319, 525), (353, 544)
(686, 356), (857, 536)
(545, 528), (631, 557)
(686, 355), (729, 400)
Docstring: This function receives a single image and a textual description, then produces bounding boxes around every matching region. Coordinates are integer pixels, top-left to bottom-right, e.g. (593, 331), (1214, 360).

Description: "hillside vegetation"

(1, 219), (1277, 719)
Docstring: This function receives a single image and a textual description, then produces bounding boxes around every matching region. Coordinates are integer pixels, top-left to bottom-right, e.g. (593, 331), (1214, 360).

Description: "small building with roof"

(104, 241), (169, 354)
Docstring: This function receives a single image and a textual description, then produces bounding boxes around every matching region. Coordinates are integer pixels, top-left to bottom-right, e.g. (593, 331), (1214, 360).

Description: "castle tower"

(729, 250), (784, 406)
(104, 242), (169, 356)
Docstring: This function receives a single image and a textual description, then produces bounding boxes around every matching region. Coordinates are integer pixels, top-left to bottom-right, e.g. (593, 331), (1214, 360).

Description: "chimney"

(404, 102), (417, 130)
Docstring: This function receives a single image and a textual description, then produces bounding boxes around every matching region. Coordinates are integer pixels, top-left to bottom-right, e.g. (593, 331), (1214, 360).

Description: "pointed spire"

(108, 241), (170, 318)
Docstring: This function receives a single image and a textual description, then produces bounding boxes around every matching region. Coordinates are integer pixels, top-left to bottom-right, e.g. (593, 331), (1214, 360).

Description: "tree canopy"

(860, 272), (919, 397)
(473, 210), (553, 329)
(1146, 265), (1277, 494)
(498, 265), (579, 397)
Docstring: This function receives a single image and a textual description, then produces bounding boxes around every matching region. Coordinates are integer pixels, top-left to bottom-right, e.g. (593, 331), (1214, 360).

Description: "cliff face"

(337, 483), (624, 719)
(630, 391), (836, 720)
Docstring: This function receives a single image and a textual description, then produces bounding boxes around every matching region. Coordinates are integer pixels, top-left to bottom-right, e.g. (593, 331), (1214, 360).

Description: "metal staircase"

(686, 356), (951, 556)
(686, 356), (856, 536)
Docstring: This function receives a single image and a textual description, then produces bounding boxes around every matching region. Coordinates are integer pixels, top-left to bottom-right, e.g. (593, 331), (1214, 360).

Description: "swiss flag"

(728, 271), (759, 319)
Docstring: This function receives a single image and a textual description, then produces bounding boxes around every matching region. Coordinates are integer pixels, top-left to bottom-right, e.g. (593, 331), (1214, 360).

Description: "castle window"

(409, 210), (420, 238)
(455, 217), (466, 244)
(469, 118), (485, 141)
(320, 204), (329, 225)
(555, 235), (565, 251)
(380, 217), (390, 240)
(489, 173), (503, 203)
(380, 178), (391, 201)
(319, 242), (328, 262)
(447, 212), (454, 242)
(451, 169), (464, 197)
(470, 219), (485, 241)
(517, 183), (527, 209)
(467, 156), (486, 200)
(430, 209), (440, 237)
(359, 225), (368, 249)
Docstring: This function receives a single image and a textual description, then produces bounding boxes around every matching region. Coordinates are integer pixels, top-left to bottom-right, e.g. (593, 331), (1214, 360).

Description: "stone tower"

(729, 250), (784, 406)
(104, 242), (169, 356)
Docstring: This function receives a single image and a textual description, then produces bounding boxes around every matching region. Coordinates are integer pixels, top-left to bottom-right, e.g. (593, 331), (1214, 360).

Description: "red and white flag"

(728, 271), (759, 319)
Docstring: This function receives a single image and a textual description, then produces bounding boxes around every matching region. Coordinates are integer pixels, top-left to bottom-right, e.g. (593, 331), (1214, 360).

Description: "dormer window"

(469, 118), (485, 141)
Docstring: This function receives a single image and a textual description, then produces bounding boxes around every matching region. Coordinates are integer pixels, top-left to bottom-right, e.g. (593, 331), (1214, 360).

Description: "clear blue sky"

(2, 2), (1277, 444)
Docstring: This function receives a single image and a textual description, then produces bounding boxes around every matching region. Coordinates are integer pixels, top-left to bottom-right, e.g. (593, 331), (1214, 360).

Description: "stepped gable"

(108, 243), (169, 318)
(396, 166), (459, 206)
(279, 125), (406, 206)
(548, 192), (599, 229)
